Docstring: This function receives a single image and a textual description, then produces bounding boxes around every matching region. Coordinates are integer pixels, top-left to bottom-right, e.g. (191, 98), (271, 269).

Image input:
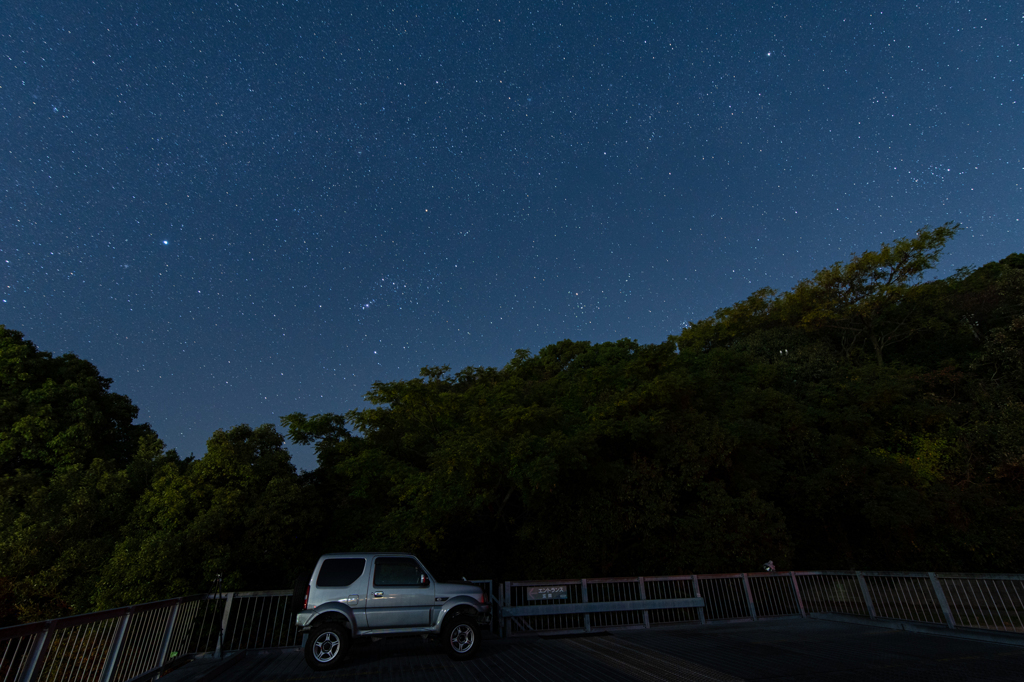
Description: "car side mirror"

(420, 574), (430, 587)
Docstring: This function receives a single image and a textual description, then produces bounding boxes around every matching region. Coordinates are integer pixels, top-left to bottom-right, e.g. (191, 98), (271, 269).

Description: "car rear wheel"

(442, 616), (478, 660)
(304, 622), (350, 670)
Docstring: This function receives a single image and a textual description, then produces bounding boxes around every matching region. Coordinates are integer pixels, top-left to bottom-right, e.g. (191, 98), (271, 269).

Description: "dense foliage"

(2, 224), (1023, 624)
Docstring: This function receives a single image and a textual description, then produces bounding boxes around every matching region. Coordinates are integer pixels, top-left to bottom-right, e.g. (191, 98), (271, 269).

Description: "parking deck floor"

(163, 619), (1024, 682)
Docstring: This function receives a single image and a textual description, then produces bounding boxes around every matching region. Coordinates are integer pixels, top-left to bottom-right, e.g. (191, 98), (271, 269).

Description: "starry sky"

(3, 1), (1021, 470)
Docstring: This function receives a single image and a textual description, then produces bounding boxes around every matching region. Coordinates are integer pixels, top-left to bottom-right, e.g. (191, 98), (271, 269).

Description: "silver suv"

(294, 553), (491, 670)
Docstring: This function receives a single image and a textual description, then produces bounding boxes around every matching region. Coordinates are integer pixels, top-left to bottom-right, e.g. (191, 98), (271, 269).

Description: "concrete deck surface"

(161, 618), (1024, 682)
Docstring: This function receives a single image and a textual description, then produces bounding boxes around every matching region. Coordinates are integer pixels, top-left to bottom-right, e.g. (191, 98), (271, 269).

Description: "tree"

(0, 327), (168, 624)
(94, 424), (304, 607)
(786, 223), (961, 366)
(0, 326), (152, 475)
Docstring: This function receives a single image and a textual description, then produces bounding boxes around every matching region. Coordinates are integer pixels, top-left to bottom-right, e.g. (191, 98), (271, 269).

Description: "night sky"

(3, 1), (1021, 471)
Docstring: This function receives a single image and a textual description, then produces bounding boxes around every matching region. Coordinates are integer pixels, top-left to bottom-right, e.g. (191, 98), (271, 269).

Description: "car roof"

(318, 552), (417, 559)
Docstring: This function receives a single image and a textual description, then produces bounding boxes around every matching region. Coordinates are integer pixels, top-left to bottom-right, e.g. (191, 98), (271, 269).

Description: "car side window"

(373, 557), (426, 587)
(316, 558), (366, 588)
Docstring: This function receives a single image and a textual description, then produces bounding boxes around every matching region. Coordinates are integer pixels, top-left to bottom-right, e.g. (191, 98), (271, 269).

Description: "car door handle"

(373, 591), (384, 598)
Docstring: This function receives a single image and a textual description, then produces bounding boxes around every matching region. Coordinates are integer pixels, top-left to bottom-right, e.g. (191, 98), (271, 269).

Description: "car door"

(365, 556), (435, 628)
(310, 557), (368, 625)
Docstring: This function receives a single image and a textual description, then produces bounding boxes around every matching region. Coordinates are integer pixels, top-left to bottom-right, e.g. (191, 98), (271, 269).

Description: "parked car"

(293, 553), (491, 670)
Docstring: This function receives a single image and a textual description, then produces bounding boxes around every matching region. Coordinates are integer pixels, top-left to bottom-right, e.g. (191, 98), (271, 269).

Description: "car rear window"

(316, 558), (366, 587)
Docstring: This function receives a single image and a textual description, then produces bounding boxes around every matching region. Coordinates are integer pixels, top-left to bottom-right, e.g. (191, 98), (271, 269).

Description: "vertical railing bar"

(267, 597), (281, 647)
(215, 593), (234, 658)
(909, 577), (925, 618)
(982, 579), (1009, 632)
(942, 577), (958, 626)
(959, 578), (981, 629)
(1009, 581), (1024, 632)
(968, 579), (992, 630)
(947, 578), (968, 627)
(69, 622), (97, 682)
(144, 607), (168, 672)
(581, 579), (590, 634)
(791, 573), (806, 617)
(247, 597), (260, 649)
(773, 575), (785, 615)
(81, 621), (108, 682)
(988, 580), (1011, 633)
(88, 619), (116, 682)
(693, 577), (705, 624)
(875, 576), (891, 619)
(253, 596), (268, 648)
(125, 609), (154, 679)
(925, 569), (946, 622)
(98, 612), (130, 682)
(174, 599), (197, 656)
(964, 579), (988, 629)
(855, 572), (876, 619)
(240, 597), (254, 650)
(769, 576), (783, 615)
(124, 610), (149, 679)
(885, 576), (901, 620)
(278, 595), (290, 646)
(41, 626), (70, 682)
(116, 612), (142, 681)
(638, 577), (650, 629)
(915, 576), (934, 622)
(741, 569), (757, 618)
(154, 601), (181, 676)
(889, 576), (907, 621)
(911, 577), (930, 622)
(770, 576), (784, 615)
(909, 576), (927, 622)
(51, 625), (78, 682)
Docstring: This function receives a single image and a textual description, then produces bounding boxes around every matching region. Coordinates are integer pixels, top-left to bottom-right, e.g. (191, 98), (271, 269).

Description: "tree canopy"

(3, 228), (1024, 624)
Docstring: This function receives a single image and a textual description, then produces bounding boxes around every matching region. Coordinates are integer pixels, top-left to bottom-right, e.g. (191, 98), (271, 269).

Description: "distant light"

(162, 240), (169, 245)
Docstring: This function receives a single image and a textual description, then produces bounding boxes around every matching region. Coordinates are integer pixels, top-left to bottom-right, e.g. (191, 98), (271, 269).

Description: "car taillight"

(304, 585), (309, 610)
(480, 591), (488, 604)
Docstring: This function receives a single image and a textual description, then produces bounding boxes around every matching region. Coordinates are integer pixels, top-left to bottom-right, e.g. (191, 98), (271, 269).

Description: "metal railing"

(498, 571), (1024, 641)
(4, 571), (1021, 680)
(0, 589), (300, 682)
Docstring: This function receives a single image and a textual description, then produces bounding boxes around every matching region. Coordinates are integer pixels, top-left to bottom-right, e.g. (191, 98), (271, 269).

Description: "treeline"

(2, 224), (1023, 626)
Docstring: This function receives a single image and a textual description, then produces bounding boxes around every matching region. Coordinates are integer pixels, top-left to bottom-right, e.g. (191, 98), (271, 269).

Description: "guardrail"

(0, 590), (299, 682)
(497, 571), (1024, 642)
(4, 571), (1021, 680)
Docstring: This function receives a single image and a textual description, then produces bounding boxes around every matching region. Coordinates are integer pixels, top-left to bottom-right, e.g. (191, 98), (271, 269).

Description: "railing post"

(691, 575), (705, 624)
(790, 573), (807, 617)
(214, 593), (235, 658)
(99, 612), (132, 682)
(741, 574), (758, 621)
(928, 572), (956, 629)
(581, 579), (591, 633)
(855, 572), (876, 619)
(503, 581), (511, 637)
(154, 600), (181, 678)
(638, 577), (650, 629)
(20, 622), (55, 682)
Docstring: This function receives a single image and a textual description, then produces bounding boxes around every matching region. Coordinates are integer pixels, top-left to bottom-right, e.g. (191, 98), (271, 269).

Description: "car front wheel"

(442, 616), (478, 660)
(304, 622), (351, 670)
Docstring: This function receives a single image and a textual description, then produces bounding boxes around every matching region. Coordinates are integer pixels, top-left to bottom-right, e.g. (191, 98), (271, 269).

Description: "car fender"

(302, 601), (360, 636)
(434, 596), (485, 628)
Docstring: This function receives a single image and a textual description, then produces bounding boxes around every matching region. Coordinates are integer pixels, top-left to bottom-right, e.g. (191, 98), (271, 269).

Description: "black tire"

(441, 616), (478, 660)
(304, 622), (351, 670)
